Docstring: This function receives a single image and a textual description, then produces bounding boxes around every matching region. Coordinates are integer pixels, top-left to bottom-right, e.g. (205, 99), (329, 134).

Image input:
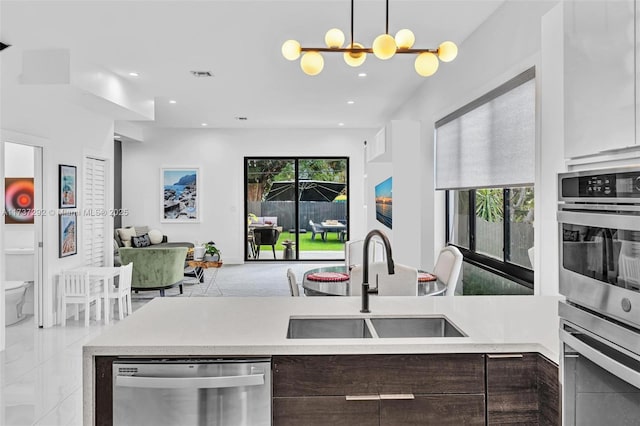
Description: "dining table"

(302, 265), (446, 297)
(320, 221), (347, 242)
(63, 265), (121, 325)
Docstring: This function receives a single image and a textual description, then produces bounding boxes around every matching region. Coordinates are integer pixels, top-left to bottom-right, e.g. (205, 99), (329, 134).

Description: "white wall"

(1, 47), (116, 327)
(122, 127), (373, 264)
(387, 1), (560, 293)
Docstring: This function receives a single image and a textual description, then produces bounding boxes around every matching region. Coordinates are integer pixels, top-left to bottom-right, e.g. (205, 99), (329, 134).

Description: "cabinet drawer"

(273, 396), (379, 426)
(380, 394), (485, 426)
(272, 354), (485, 397)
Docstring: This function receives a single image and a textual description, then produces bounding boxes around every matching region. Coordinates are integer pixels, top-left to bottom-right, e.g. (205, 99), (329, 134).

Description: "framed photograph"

(161, 167), (200, 223)
(375, 176), (392, 229)
(4, 177), (35, 224)
(59, 212), (77, 257)
(59, 164), (77, 208)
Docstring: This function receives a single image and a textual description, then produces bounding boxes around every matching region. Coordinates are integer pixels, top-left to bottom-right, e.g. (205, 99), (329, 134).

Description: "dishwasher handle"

(115, 373), (265, 390)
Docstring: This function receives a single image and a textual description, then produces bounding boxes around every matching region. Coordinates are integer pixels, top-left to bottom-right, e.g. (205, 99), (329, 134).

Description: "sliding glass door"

(245, 157), (348, 261)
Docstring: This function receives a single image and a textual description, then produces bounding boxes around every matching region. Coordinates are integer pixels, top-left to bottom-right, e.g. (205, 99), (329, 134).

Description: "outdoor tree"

(273, 159), (347, 183)
(246, 159), (289, 202)
(247, 159), (348, 202)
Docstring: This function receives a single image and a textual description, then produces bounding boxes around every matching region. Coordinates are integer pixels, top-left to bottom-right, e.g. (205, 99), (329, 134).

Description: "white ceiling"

(1, 0), (504, 130)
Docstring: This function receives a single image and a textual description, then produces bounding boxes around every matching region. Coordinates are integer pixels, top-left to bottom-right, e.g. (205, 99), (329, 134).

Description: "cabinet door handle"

(345, 395), (380, 401)
(379, 393), (415, 400)
(487, 354), (524, 359)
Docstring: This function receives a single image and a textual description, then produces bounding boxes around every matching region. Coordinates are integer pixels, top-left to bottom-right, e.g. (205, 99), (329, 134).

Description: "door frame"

(1, 129), (49, 330)
(244, 156), (350, 262)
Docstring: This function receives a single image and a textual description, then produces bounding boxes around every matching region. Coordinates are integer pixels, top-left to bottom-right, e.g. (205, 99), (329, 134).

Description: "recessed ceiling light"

(114, 135), (121, 139)
(201, 123), (208, 127)
(338, 122), (345, 126)
(169, 100), (177, 104)
(347, 100), (355, 105)
(129, 72), (139, 77)
(358, 72), (367, 77)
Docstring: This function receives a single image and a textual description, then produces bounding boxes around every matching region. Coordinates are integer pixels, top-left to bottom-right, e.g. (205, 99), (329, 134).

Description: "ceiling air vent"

(190, 70), (213, 77)
(235, 116), (248, 121)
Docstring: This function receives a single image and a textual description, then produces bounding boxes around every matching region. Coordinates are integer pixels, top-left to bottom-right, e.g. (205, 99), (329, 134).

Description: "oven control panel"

(561, 170), (640, 199)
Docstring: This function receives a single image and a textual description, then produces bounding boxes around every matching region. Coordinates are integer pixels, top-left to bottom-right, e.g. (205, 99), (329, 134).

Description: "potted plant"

(203, 241), (221, 262)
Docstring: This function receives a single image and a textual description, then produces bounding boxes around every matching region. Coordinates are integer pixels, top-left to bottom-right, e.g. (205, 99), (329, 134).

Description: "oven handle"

(115, 373), (265, 389)
(560, 328), (640, 389)
(557, 210), (640, 230)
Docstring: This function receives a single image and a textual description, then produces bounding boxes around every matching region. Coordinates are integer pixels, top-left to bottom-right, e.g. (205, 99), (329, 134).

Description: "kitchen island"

(84, 295), (562, 425)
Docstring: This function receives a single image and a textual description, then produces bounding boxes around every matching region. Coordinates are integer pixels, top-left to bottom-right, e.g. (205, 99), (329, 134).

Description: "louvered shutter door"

(83, 157), (106, 266)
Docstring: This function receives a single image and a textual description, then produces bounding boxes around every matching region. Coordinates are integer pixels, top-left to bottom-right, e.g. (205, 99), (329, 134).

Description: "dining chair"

(345, 239), (385, 270)
(253, 227), (281, 259)
(103, 262), (134, 320)
(433, 246), (464, 296)
(349, 262), (418, 296)
(287, 268), (300, 297)
(61, 270), (102, 327)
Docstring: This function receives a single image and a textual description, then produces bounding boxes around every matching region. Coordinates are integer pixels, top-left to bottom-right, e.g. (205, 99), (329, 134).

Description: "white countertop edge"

(84, 342), (557, 364)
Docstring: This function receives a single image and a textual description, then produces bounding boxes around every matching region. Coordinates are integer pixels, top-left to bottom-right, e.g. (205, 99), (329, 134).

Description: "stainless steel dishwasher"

(112, 358), (271, 426)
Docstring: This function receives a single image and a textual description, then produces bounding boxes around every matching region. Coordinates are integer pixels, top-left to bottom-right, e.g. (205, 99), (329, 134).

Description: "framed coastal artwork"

(161, 167), (200, 223)
(59, 212), (77, 257)
(59, 164), (77, 208)
(4, 177), (35, 224)
(375, 176), (392, 229)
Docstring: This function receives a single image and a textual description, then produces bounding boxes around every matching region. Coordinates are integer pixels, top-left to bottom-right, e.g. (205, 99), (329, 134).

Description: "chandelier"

(281, 0), (458, 77)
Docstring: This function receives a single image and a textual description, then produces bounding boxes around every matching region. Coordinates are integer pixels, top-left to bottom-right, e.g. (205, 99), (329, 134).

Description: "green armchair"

(119, 247), (188, 296)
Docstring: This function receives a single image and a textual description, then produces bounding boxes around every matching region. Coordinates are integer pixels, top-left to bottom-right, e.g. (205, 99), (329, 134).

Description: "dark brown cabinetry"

(272, 354), (486, 426)
(486, 353), (560, 425)
(273, 353), (559, 426)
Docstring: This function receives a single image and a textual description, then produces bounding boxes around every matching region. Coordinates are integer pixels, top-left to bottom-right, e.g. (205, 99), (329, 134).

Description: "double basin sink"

(287, 316), (466, 339)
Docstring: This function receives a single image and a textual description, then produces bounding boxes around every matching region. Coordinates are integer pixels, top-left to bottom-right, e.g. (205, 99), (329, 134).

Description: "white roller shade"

(435, 68), (535, 190)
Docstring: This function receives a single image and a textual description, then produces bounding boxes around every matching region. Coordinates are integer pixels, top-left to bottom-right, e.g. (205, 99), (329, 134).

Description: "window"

(437, 68), (536, 293)
(446, 187), (534, 289)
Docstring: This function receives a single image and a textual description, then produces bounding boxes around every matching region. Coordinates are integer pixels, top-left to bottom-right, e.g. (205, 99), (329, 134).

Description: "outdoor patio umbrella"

(265, 180), (345, 202)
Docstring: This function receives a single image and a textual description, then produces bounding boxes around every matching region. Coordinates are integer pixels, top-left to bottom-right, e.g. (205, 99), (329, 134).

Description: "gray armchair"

(309, 220), (326, 241)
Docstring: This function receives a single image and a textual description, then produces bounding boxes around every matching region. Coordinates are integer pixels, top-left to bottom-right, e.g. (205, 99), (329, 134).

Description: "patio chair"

(309, 220), (326, 241)
(253, 227), (281, 259)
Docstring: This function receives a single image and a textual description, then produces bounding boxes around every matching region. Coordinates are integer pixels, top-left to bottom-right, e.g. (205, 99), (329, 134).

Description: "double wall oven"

(558, 166), (640, 425)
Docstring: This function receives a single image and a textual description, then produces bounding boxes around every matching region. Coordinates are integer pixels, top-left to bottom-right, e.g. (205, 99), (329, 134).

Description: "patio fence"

(248, 201), (347, 232)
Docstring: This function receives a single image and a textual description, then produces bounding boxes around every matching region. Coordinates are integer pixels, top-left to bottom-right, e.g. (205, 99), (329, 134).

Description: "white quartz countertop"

(83, 295), (562, 362)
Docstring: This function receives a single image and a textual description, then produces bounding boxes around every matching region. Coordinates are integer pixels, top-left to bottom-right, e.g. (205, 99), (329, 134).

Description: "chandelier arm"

(300, 47), (438, 54)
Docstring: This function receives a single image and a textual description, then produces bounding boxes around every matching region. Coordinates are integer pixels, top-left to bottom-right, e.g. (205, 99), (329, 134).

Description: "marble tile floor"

(1, 261), (340, 426)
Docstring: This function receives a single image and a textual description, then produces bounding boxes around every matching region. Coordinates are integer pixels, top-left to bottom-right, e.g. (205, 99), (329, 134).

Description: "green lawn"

(256, 230), (345, 253)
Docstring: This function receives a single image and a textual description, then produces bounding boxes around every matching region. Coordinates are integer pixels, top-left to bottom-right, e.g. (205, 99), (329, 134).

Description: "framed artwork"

(161, 167), (200, 223)
(59, 212), (77, 257)
(375, 176), (392, 229)
(4, 177), (35, 224)
(59, 164), (77, 208)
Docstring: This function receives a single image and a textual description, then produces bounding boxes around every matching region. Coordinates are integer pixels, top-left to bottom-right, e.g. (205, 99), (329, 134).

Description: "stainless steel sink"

(287, 316), (465, 339)
(287, 318), (373, 339)
(369, 317), (466, 338)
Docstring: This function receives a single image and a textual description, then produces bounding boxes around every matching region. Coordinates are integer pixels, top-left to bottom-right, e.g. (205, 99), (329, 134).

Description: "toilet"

(5, 280), (30, 326)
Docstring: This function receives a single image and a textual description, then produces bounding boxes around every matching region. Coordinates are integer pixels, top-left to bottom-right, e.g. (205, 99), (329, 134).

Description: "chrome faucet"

(361, 229), (395, 313)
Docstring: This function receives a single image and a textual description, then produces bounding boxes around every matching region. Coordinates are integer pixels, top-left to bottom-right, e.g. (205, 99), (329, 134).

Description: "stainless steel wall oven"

(558, 166), (640, 425)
